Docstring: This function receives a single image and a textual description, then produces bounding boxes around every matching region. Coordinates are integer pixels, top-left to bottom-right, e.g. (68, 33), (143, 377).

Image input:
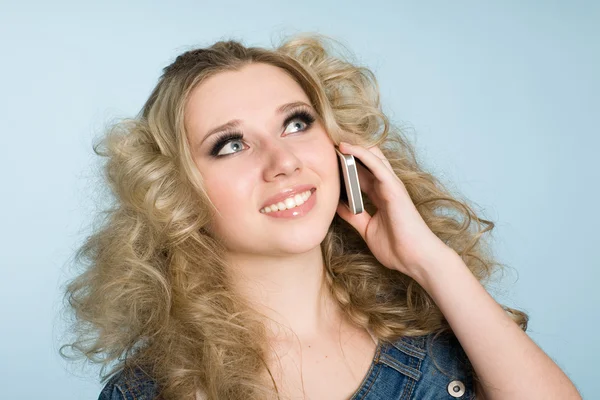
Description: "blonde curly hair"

(62, 33), (528, 399)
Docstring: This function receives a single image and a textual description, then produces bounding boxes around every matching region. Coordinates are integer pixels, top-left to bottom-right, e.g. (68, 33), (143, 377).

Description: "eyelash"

(209, 109), (317, 158)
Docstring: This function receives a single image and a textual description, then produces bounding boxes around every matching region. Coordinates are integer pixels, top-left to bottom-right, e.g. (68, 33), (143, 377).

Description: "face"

(185, 63), (340, 257)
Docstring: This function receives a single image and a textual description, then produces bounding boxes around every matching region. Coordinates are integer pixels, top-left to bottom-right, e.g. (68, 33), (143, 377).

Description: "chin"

(271, 220), (333, 254)
(277, 235), (328, 255)
(261, 217), (335, 255)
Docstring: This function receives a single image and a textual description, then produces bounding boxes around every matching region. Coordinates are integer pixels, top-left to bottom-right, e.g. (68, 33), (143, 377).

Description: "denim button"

(447, 380), (465, 397)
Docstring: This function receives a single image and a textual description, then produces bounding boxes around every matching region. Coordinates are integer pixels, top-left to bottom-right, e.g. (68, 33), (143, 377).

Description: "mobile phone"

(335, 147), (364, 214)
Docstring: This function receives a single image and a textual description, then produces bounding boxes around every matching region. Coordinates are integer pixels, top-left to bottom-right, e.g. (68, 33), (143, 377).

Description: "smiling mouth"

(259, 188), (316, 214)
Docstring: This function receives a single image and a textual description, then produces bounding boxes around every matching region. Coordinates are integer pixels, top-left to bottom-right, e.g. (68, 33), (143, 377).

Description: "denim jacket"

(99, 332), (475, 399)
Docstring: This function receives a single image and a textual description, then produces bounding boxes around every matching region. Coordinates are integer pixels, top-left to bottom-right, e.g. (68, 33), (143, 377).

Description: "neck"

(226, 246), (346, 342)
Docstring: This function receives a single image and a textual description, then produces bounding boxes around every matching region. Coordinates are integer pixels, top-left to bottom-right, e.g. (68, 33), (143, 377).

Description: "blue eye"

(283, 110), (316, 135)
(210, 132), (245, 157)
(283, 110), (315, 132)
(208, 109), (317, 158)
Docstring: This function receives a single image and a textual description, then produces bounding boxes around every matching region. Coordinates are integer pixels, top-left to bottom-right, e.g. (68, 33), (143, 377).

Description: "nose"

(261, 141), (302, 182)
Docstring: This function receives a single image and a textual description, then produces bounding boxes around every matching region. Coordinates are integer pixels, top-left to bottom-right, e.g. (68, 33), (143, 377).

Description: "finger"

(339, 142), (397, 187)
(356, 162), (374, 194)
(336, 201), (371, 239)
(366, 145), (394, 172)
(352, 145), (393, 173)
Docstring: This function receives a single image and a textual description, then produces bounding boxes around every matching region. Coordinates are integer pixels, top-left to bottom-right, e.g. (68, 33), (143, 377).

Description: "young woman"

(63, 34), (581, 400)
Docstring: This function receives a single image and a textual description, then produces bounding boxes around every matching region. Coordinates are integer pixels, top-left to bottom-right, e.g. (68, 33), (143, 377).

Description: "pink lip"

(260, 184), (316, 210)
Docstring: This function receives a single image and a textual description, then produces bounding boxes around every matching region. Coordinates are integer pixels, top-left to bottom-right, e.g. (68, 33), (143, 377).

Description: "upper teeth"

(260, 190), (313, 213)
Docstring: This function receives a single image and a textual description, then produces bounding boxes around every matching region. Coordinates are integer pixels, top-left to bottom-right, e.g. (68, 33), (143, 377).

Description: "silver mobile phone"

(335, 147), (364, 214)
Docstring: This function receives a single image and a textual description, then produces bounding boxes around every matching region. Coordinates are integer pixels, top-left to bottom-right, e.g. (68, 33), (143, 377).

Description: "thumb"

(336, 202), (370, 239)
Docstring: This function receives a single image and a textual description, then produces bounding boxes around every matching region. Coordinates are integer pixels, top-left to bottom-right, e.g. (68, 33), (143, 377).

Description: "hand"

(335, 141), (453, 279)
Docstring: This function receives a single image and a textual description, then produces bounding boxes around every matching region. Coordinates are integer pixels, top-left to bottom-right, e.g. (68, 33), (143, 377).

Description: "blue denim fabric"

(98, 366), (158, 400)
(350, 332), (475, 399)
(99, 332), (474, 400)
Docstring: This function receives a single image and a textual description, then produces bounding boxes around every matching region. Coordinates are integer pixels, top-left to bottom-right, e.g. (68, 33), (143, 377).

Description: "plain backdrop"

(0, 1), (597, 399)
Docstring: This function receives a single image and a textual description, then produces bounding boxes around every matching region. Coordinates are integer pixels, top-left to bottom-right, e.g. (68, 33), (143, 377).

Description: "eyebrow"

(196, 101), (314, 149)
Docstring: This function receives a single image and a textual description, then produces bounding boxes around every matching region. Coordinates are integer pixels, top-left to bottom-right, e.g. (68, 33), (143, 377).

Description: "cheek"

(300, 129), (336, 166)
(306, 141), (338, 181)
(203, 170), (257, 236)
(206, 174), (253, 214)
(301, 142), (340, 207)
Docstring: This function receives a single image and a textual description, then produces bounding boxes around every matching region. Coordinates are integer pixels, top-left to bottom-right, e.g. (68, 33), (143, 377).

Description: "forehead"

(185, 63), (310, 135)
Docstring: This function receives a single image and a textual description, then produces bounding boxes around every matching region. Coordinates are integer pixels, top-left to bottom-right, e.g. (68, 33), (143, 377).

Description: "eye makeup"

(208, 107), (317, 158)
(282, 109), (315, 132)
(208, 132), (244, 157)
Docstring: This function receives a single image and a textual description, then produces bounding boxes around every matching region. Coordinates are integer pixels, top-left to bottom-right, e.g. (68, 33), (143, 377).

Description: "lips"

(260, 184), (316, 210)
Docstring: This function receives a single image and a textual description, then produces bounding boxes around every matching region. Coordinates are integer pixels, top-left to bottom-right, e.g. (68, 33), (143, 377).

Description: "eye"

(217, 138), (245, 156)
(283, 110), (316, 135)
(208, 109), (316, 158)
(210, 132), (246, 157)
(284, 118), (308, 134)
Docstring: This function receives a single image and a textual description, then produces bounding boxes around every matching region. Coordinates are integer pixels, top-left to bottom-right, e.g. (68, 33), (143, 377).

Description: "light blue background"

(0, 1), (597, 398)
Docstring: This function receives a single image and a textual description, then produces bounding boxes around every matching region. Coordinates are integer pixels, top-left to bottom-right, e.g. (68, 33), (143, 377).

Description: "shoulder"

(98, 367), (159, 400)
